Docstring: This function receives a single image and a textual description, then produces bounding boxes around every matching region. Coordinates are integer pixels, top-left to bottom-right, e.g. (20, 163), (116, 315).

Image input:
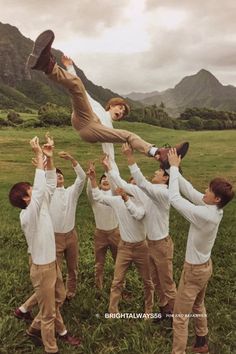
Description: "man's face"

(203, 187), (220, 205)
(23, 186), (33, 205)
(151, 169), (168, 184)
(109, 104), (126, 121)
(56, 171), (64, 187)
(99, 176), (110, 191)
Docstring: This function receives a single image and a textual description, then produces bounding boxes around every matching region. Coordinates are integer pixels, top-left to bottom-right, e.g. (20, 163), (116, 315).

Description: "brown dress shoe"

(26, 29), (56, 74)
(26, 327), (43, 346)
(58, 332), (81, 347)
(192, 343), (209, 353)
(156, 141), (189, 169)
(192, 335), (209, 353)
(14, 307), (33, 323)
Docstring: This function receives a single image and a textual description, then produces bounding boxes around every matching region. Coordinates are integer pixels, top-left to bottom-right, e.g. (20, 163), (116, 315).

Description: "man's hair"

(209, 177), (234, 209)
(158, 168), (170, 185)
(99, 174), (107, 184)
(105, 97), (130, 116)
(9, 182), (32, 209)
(56, 168), (64, 176)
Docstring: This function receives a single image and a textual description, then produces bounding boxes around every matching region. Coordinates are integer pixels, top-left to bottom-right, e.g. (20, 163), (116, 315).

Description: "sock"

(19, 305), (28, 313)
(59, 329), (67, 336)
(148, 147), (159, 156)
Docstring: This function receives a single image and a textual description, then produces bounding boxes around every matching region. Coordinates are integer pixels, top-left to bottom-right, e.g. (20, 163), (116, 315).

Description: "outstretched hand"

(61, 55), (73, 67)
(58, 151), (73, 161)
(101, 154), (111, 172)
(42, 132), (54, 157)
(167, 148), (181, 167)
(86, 161), (96, 180)
(30, 136), (42, 155)
(122, 143), (133, 157)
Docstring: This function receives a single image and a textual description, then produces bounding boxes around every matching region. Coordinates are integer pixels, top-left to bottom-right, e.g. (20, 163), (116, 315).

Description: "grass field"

(0, 122), (235, 354)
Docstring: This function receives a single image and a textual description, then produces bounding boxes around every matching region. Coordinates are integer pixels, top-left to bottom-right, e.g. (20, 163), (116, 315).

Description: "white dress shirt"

(49, 163), (86, 233)
(67, 64), (118, 172)
(20, 169), (57, 265)
(87, 180), (118, 231)
(92, 187), (145, 243)
(128, 163), (170, 240)
(169, 166), (223, 264)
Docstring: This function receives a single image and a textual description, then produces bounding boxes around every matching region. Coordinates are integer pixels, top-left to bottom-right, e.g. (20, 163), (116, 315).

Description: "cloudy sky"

(1, 0), (236, 94)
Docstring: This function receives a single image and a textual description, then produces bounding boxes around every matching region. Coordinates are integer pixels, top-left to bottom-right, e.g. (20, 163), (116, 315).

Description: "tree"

(38, 102), (71, 126)
(188, 116), (204, 130)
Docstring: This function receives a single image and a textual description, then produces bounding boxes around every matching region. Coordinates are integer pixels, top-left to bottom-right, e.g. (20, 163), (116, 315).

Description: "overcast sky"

(1, 0), (236, 94)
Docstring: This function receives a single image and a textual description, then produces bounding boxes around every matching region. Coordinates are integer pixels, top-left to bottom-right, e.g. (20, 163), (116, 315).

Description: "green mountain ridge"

(1, 22), (236, 117)
(132, 69), (236, 117)
(0, 22), (139, 111)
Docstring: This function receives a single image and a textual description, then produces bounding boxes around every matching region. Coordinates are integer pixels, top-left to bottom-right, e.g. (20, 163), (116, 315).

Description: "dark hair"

(99, 174), (107, 184)
(209, 178), (234, 209)
(160, 169), (169, 186)
(56, 168), (64, 176)
(9, 182), (32, 209)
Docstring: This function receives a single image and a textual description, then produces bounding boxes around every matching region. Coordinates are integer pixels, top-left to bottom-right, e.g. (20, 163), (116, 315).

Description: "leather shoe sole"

(26, 30), (55, 70)
(160, 141), (189, 169)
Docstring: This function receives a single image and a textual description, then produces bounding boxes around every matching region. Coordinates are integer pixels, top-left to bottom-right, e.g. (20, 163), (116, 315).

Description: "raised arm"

(42, 132), (57, 198)
(122, 143), (168, 205)
(102, 154), (135, 195)
(115, 188), (145, 221)
(21, 137), (47, 222)
(58, 151), (86, 199)
(178, 173), (204, 205)
(87, 163), (116, 207)
(168, 149), (209, 227)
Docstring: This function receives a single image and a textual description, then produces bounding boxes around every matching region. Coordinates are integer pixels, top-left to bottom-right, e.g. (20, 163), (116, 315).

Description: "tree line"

(1, 103), (236, 130)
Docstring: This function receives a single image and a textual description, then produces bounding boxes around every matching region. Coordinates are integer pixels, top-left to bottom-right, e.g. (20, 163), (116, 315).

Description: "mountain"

(137, 69), (236, 116)
(123, 91), (159, 101)
(0, 22), (138, 110)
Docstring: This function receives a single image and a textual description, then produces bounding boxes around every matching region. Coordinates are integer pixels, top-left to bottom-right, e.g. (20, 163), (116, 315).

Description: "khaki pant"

(109, 240), (154, 314)
(55, 228), (78, 298)
(22, 255), (37, 311)
(171, 259), (213, 354)
(94, 227), (120, 290)
(29, 261), (66, 353)
(148, 236), (176, 310)
(49, 65), (152, 155)
(23, 229), (78, 310)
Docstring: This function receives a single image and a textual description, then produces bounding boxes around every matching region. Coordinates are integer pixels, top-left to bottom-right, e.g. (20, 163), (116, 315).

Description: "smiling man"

(26, 30), (189, 169)
(167, 148), (234, 354)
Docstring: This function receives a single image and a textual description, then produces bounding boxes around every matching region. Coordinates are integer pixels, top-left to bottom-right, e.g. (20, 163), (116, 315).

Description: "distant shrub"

(18, 119), (39, 128)
(7, 110), (23, 125)
(38, 102), (71, 126)
(0, 118), (12, 127)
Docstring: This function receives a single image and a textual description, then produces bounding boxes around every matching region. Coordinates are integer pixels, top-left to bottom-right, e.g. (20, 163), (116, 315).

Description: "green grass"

(0, 123), (235, 354)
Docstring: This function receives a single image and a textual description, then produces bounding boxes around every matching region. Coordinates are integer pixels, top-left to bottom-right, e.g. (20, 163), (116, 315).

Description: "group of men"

(8, 30), (235, 354)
